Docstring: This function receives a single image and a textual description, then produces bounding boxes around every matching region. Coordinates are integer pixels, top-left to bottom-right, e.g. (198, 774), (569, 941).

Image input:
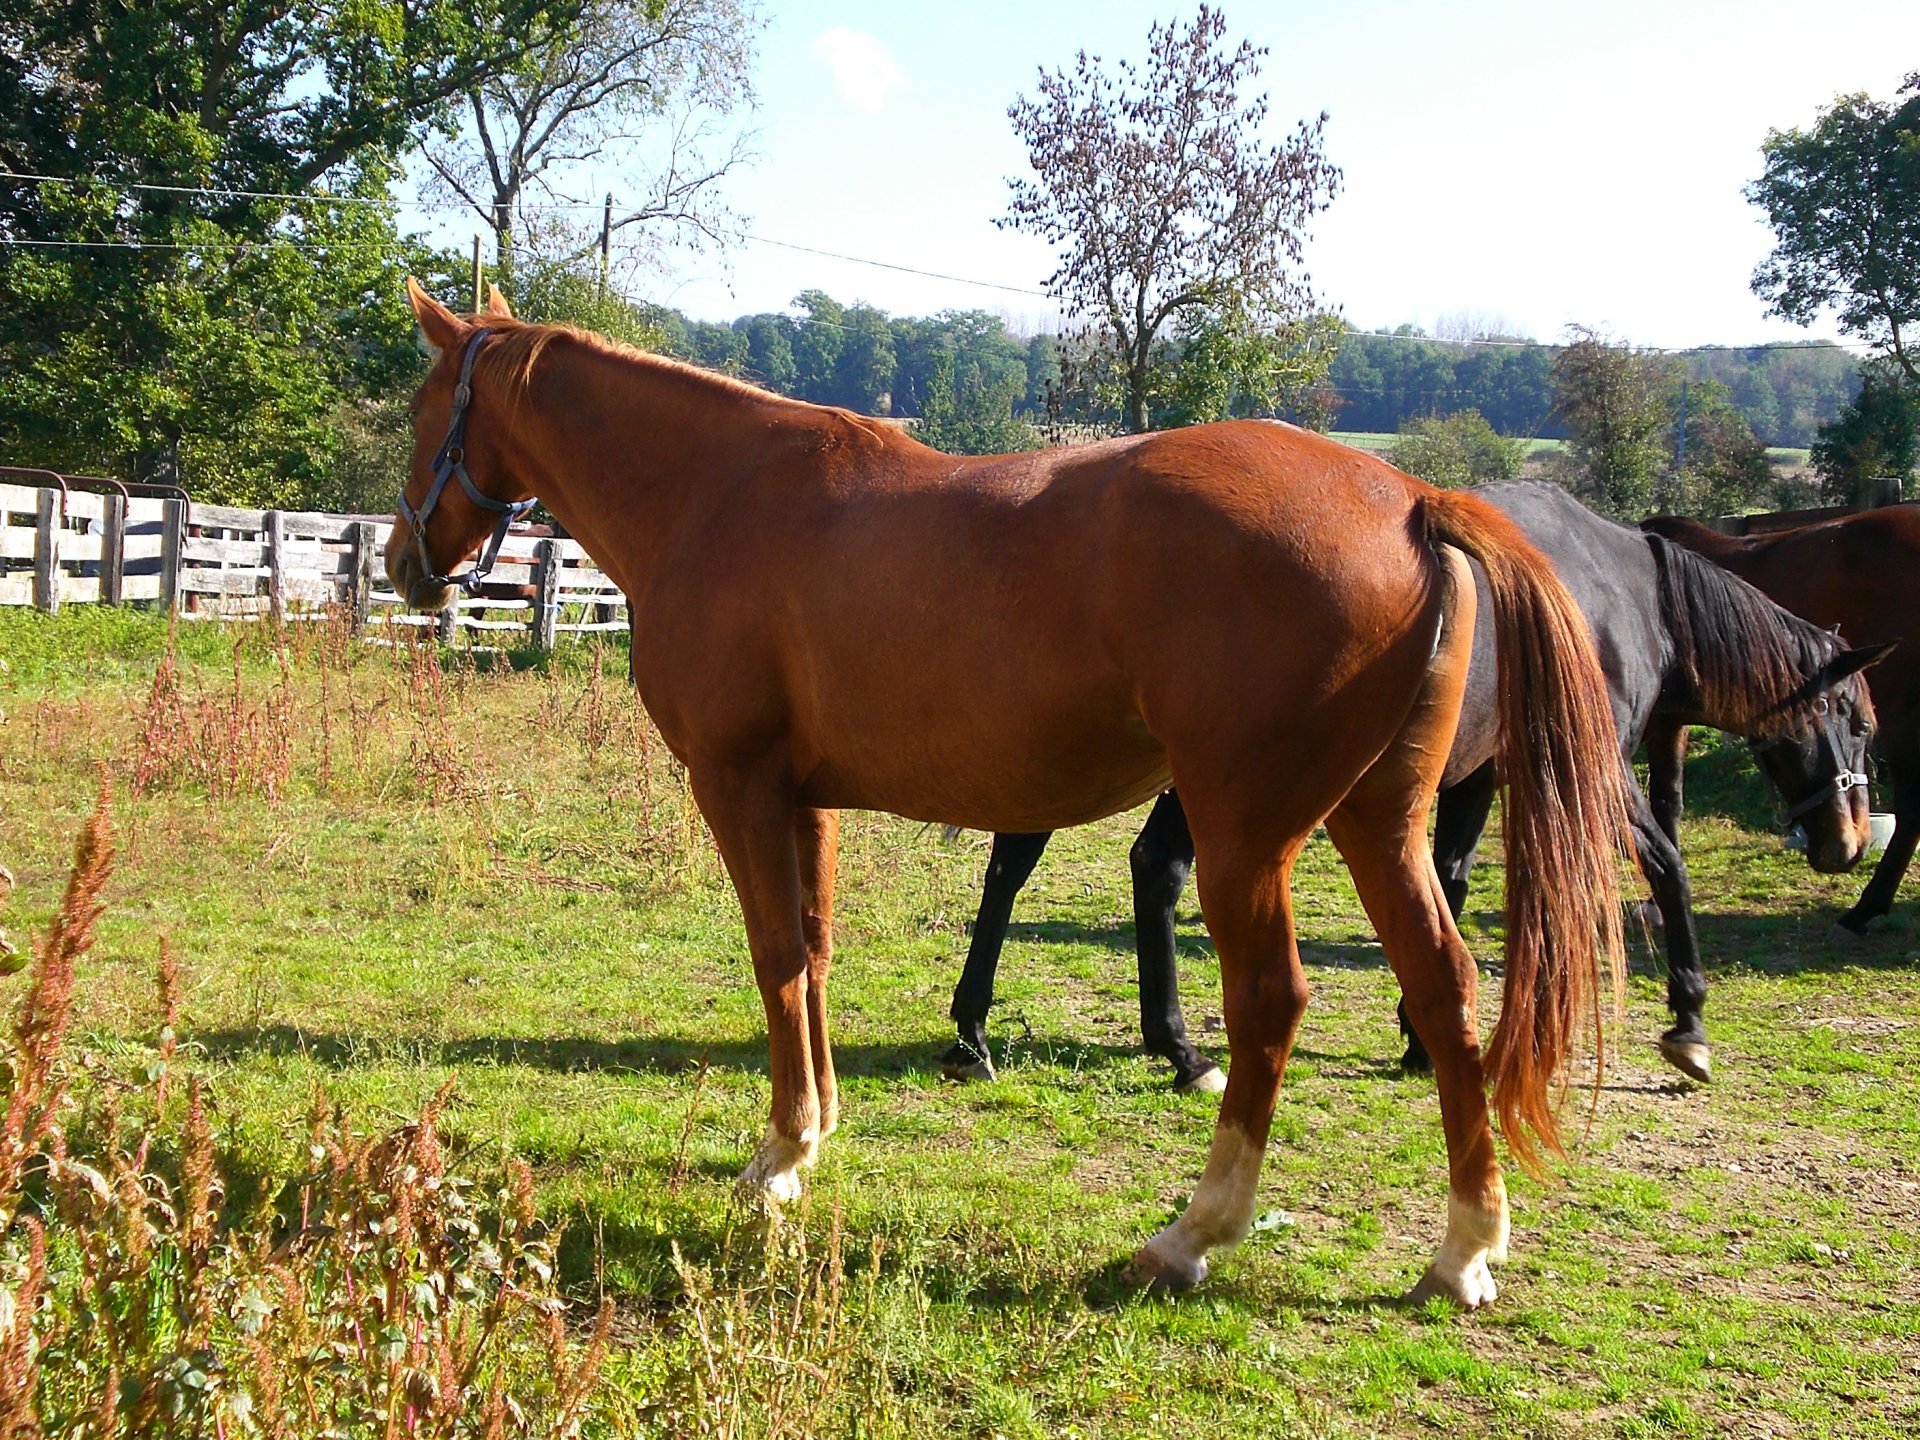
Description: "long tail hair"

(1423, 489), (1633, 1172)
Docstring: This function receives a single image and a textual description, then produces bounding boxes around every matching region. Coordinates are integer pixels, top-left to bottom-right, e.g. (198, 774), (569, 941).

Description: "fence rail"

(0, 479), (627, 650)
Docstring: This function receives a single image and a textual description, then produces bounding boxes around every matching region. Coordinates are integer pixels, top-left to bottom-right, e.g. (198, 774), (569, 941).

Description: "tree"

(1001, 6), (1340, 433)
(1160, 307), (1342, 428)
(1390, 410), (1525, 489)
(1811, 365), (1920, 502)
(1551, 327), (1682, 518)
(422, 0), (757, 281)
(1672, 379), (1773, 516)
(915, 351), (1040, 455)
(1749, 75), (1920, 383)
(0, 0), (555, 497)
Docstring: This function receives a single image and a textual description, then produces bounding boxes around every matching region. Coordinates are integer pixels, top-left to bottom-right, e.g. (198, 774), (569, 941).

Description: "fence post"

(264, 510), (286, 624)
(158, 499), (185, 614)
(532, 538), (561, 651)
(100, 494), (126, 605)
(349, 522), (377, 630)
(33, 487), (61, 614)
(435, 595), (457, 645)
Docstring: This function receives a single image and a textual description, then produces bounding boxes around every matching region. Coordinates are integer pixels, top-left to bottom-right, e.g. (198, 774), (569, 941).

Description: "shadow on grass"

(192, 1023), (1170, 1083)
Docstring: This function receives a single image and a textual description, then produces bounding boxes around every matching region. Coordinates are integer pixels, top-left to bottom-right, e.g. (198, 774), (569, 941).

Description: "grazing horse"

(1644, 507), (1919, 931)
(388, 282), (1633, 1305)
(947, 484), (1886, 1088)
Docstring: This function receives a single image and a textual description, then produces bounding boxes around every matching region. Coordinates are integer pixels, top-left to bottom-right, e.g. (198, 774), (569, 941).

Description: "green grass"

(2, 607), (1917, 1436)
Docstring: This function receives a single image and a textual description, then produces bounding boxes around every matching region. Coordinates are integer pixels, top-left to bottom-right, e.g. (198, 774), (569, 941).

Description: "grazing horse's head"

(387, 278), (538, 612)
(1751, 645), (1893, 874)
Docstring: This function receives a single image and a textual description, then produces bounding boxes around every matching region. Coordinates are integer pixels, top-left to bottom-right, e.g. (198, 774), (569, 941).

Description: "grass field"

(2, 608), (1917, 1436)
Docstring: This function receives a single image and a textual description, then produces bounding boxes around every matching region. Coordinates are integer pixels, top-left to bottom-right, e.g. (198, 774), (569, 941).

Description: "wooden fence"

(0, 478), (627, 649)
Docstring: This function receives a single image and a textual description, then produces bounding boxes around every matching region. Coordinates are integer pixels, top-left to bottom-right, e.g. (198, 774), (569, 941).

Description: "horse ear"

(1824, 641), (1898, 684)
(484, 282), (514, 319)
(406, 276), (466, 355)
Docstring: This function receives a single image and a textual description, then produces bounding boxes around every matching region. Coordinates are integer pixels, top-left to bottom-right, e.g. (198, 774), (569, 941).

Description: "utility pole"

(470, 234), (483, 313)
(600, 192), (613, 302)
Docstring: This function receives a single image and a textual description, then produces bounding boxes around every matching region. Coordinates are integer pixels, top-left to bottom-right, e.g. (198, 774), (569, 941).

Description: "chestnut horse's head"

(387, 279), (538, 611)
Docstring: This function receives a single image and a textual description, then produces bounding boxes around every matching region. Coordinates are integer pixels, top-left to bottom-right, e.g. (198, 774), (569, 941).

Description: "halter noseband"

(397, 329), (539, 595)
(1752, 696), (1870, 826)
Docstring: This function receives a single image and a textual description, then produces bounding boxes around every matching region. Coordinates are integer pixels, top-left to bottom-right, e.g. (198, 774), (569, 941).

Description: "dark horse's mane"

(1650, 534), (1842, 736)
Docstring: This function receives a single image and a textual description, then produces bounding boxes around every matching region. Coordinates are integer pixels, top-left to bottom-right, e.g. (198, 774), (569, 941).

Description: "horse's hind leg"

(1400, 762), (1498, 1075)
(1130, 790), (1220, 1092)
(945, 829), (1053, 1080)
(1326, 548), (1508, 1308)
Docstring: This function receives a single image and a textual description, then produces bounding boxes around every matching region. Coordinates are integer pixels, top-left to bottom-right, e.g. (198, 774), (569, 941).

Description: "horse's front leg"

(1629, 768), (1710, 1082)
(1840, 759), (1919, 933)
(691, 765), (820, 1202)
(945, 830), (1053, 1080)
(798, 806), (841, 1140)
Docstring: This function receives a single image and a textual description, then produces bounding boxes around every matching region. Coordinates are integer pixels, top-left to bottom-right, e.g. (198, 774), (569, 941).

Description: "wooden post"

(264, 509), (286, 624)
(349, 522), (377, 630)
(158, 498), (185, 614)
(471, 234), (484, 313)
(100, 494), (126, 606)
(532, 538), (561, 651)
(32, 487), (61, 614)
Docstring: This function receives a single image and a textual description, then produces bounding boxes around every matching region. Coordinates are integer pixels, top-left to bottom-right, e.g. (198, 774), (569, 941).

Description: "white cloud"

(810, 27), (904, 114)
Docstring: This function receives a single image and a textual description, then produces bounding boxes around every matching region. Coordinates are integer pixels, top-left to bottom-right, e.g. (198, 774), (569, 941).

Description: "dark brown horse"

(389, 281), (1632, 1305)
(1643, 508), (1918, 931)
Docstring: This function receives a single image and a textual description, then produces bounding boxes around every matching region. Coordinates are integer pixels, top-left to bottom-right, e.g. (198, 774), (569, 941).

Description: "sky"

(462, 1), (1920, 349)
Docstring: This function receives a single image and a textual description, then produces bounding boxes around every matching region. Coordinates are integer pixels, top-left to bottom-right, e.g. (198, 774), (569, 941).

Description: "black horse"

(943, 482), (1889, 1090)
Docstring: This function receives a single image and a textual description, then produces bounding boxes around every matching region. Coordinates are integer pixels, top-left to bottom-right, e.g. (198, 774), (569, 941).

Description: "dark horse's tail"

(1422, 488), (1632, 1172)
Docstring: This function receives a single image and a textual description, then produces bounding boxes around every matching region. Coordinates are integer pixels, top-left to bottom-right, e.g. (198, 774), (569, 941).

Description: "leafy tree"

(1001, 6), (1340, 432)
(1670, 379), (1773, 516)
(1160, 307), (1342, 428)
(1551, 327), (1682, 517)
(1811, 365), (1920, 502)
(831, 304), (896, 413)
(0, 0), (556, 499)
(915, 352), (1040, 455)
(1389, 410), (1525, 489)
(789, 290), (845, 402)
(737, 313), (798, 392)
(1749, 74), (1920, 383)
(422, 0), (757, 281)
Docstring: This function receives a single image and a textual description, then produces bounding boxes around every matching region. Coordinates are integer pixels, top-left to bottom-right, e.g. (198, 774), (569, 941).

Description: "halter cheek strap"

(396, 329), (540, 595)
(1754, 703), (1871, 826)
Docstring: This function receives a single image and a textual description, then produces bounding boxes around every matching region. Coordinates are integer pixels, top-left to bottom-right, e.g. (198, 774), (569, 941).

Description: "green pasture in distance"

(1, 608), (1915, 1437)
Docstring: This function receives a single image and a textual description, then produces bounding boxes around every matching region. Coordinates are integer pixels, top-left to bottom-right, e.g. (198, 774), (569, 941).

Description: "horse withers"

(946, 483), (1886, 1088)
(388, 282), (1632, 1306)
(1643, 508), (1916, 932)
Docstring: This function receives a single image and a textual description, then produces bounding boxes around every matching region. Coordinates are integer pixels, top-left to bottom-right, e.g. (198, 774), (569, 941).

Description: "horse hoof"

(939, 1045), (995, 1083)
(1400, 1049), (1434, 1076)
(1407, 1257), (1498, 1310)
(1833, 918), (1872, 942)
(1173, 1064), (1227, 1095)
(1656, 1035), (1712, 1084)
(1123, 1241), (1208, 1293)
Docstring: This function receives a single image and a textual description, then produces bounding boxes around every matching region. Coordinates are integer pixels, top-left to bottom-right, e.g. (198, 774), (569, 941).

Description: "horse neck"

(1653, 539), (1831, 735)
(499, 339), (826, 594)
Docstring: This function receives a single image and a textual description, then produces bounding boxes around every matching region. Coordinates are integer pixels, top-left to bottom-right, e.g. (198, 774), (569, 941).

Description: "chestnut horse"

(389, 281), (1630, 1305)
(1643, 507), (1919, 931)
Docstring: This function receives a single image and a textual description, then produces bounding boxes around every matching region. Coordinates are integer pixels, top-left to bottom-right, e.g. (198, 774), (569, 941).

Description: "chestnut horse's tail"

(1421, 488), (1631, 1172)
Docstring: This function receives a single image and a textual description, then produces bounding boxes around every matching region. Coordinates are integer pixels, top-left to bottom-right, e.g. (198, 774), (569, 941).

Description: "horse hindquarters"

(1128, 546), (1486, 1296)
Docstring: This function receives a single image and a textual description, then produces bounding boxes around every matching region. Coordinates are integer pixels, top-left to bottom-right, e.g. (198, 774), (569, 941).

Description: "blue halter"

(397, 329), (539, 595)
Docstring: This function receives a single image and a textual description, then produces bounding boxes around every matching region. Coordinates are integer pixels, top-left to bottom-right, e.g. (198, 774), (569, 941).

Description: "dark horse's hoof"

(1400, 1047), (1434, 1076)
(1835, 911), (1875, 938)
(939, 1042), (995, 1083)
(1656, 1032), (1712, 1083)
(1172, 1062), (1226, 1095)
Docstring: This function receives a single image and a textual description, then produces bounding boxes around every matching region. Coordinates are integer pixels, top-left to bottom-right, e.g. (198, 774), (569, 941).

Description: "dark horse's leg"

(1130, 791), (1222, 1092)
(1633, 729), (1712, 1081)
(942, 830), (1053, 1080)
(1400, 763), (1498, 1074)
(1840, 742), (1919, 932)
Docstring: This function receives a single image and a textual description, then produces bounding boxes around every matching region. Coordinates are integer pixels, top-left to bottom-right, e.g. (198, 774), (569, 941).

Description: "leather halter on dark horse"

(389, 281), (1634, 1307)
(945, 482), (1888, 1091)
(1643, 507), (1918, 935)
